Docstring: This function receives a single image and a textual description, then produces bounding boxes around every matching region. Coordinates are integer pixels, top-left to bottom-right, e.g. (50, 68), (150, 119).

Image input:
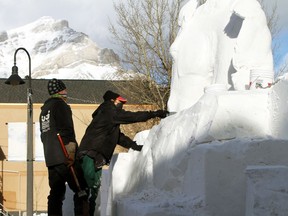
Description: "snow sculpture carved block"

(245, 166), (288, 216)
(168, 0), (274, 112)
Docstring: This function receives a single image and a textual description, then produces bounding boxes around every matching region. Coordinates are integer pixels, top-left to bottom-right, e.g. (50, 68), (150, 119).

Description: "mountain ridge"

(0, 16), (121, 80)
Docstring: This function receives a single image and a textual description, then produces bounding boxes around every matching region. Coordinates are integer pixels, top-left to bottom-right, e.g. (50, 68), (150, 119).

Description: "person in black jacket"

(78, 90), (168, 216)
(39, 78), (89, 216)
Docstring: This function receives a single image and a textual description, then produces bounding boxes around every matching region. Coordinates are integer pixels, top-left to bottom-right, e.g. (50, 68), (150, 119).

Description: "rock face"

(0, 16), (121, 80)
(167, 0), (274, 113)
(0, 31), (8, 42)
(99, 48), (120, 66)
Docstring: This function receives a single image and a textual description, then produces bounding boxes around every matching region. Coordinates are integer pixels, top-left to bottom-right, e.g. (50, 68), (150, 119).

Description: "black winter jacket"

(39, 97), (77, 167)
(79, 101), (156, 162)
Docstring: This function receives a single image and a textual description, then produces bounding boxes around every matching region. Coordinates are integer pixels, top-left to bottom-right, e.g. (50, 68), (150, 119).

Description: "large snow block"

(182, 139), (288, 216)
(117, 203), (192, 216)
(270, 79), (288, 139)
(196, 90), (271, 143)
(101, 167), (112, 216)
(245, 165), (288, 216)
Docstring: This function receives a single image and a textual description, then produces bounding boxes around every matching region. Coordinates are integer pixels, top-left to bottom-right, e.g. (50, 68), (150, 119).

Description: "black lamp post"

(5, 47), (33, 216)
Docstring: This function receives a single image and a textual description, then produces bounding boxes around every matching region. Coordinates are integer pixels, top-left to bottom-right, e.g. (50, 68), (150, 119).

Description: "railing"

(0, 203), (10, 216)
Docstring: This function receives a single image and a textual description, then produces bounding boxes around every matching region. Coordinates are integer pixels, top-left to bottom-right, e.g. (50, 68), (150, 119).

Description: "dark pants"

(48, 162), (89, 216)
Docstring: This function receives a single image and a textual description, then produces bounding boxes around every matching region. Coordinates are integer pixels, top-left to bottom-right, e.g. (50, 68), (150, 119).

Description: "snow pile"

(100, 0), (288, 215)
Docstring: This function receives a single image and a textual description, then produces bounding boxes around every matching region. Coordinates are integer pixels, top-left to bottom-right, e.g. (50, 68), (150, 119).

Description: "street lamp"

(5, 47), (33, 216)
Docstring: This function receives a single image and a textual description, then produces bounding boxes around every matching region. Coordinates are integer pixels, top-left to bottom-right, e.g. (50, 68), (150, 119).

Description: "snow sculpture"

(168, 0), (274, 112)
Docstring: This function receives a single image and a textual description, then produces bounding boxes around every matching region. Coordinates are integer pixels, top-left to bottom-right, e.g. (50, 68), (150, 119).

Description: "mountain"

(0, 16), (122, 80)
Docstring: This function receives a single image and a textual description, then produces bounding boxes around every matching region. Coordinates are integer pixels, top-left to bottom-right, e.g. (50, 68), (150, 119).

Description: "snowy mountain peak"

(11, 16), (70, 34)
(0, 16), (121, 80)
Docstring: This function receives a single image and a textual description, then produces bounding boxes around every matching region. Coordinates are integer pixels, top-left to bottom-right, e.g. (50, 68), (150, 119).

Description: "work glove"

(65, 142), (76, 167)
(129, 140), (143, 152)
(94, 153), (107, 171)
(153, 110), (169, 119)
(132, 144), (143, 152)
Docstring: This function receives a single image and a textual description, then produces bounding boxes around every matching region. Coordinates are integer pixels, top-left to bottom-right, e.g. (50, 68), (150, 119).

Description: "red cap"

(116, 96), (127, 103)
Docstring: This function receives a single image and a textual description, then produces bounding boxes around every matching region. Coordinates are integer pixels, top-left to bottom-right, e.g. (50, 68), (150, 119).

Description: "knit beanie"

(47, 78), (66, 95)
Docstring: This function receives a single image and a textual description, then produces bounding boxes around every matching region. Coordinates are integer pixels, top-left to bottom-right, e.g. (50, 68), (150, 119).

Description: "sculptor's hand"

(132, 145), (143, 152)
(65, 142), (76, 167)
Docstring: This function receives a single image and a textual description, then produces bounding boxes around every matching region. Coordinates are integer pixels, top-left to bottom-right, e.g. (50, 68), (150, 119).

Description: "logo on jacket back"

(41, 110), (50, 132)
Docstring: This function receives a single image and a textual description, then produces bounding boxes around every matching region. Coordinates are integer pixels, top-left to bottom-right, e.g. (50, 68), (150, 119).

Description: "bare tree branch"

(109, 0), (184, 109)
(109, 0), (283, 107)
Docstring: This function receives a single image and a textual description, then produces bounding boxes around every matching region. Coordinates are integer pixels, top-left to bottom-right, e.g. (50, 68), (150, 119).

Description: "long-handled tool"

(57, 133), (87, 197)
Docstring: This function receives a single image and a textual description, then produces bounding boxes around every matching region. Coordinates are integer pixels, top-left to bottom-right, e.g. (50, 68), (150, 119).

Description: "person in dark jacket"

(78, 90), (168, 216)
(39, 78), (89, 216)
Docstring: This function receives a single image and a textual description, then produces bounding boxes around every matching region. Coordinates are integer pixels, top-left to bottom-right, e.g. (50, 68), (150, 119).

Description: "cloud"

(262, 0), (288, 29)
(0, 0), (116, 48)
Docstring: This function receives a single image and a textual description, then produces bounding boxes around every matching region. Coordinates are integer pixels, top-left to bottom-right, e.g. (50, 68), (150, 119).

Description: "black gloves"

(93, 153), (107, 170)
(132, 144), (143, 151)
(130, 141), (143, 151)
(152, 110), (169, 118)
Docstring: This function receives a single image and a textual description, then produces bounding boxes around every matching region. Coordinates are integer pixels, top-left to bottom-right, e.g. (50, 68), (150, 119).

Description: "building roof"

(0, 79), (138, 104)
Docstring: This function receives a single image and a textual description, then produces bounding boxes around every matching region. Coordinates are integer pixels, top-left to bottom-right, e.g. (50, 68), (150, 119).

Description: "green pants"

(81, 155), (102, 216)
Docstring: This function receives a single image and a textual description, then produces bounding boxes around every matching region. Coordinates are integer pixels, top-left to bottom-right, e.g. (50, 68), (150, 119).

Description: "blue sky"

(263, 0), (288, 71)
(273, 29), (288, 70)
(0, 0), (287, 71)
